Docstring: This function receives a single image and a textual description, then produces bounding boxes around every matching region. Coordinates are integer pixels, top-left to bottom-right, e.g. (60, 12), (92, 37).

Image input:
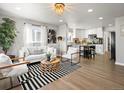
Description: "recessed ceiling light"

(108, 24), (112, 27)
(98, 17), (103, 20)
(59, 20), (63, 22)
(88, 9), (93, 12)
(15, 7), (21, 10)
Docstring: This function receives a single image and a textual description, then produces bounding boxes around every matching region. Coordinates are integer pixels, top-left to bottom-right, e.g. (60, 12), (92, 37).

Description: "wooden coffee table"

(41, 58), (61, 73)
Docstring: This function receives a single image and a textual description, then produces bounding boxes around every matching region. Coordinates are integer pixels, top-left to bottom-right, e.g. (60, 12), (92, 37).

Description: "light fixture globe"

(54, 3), (65, 15)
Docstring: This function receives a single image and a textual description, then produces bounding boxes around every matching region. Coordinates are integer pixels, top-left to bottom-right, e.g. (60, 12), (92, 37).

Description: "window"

(32, 29), (41, 42)
(31, 26), (42, 46)
(24, 23), (47, 46)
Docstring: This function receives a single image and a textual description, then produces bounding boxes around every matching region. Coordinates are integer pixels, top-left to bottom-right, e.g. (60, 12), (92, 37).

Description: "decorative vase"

(47, 56), (51, 61)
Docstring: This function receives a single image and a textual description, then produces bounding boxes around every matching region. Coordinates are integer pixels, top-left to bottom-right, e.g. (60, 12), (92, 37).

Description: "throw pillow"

(28, 48), (43, 55)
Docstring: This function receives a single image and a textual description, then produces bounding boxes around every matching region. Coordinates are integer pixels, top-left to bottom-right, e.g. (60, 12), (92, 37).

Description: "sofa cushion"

(67, 47), (78, 54)
(62, 54), (71, 59)
(7, 64), (28, 77)
(25, 54), (46, 61)
(28, 48), (45, 55)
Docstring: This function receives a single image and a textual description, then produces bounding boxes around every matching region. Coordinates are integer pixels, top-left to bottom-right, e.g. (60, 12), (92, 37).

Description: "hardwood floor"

(12, 54), (124, 90)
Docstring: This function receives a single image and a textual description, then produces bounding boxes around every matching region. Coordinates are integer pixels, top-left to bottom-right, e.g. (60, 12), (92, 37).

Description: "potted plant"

(0, 18), (16, 54)
(46, 52), (52, 61)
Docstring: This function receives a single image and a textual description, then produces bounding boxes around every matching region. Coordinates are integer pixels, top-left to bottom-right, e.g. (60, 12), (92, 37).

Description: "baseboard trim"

(115, 62), (124, 66)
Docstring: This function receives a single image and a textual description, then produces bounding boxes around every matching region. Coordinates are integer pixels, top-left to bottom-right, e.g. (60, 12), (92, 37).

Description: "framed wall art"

(48, 29), (56, 43)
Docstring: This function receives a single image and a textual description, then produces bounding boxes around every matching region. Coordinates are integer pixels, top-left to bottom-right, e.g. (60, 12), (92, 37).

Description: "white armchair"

(0, 53), (30, 89)
(62, 47), (80, 65)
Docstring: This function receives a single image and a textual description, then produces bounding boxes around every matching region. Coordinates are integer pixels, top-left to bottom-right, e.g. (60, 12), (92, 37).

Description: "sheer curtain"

(24, 23), (32, 47)
(40, 26), (47, 46)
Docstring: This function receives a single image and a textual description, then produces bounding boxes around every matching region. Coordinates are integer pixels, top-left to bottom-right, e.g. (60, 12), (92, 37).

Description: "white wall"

(57, 24), (68, 52)
(0, 13), (58, 56)
(73, 27), (103, 39)
(103, 31), (110, 52)
(115, 16), (124, 66)
(104, 26), (115, 32)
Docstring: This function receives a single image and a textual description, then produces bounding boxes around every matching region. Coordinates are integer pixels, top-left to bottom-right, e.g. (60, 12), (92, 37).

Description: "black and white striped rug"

(18, 62), (81, 90)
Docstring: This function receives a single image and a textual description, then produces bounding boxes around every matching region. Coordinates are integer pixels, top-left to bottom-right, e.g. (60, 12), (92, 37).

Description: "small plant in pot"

(46, 52), (52, 61)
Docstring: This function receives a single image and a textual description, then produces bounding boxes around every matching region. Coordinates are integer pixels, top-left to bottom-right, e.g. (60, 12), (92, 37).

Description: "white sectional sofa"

(19, 46), (57, 63)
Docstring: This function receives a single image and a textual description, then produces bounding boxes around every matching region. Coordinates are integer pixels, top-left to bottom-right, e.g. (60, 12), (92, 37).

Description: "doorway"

(111, 32), (116, 61)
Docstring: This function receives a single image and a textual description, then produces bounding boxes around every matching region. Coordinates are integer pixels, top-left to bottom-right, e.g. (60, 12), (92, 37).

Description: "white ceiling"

(0, 3), (124, 29)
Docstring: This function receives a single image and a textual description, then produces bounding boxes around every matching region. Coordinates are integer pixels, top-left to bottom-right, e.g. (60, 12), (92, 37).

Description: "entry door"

(111, 32), (116, 61)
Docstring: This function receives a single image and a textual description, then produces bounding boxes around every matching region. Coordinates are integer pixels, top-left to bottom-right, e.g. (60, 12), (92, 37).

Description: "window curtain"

(24, 23), (32, 47)
(40, 26), (47, 46)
